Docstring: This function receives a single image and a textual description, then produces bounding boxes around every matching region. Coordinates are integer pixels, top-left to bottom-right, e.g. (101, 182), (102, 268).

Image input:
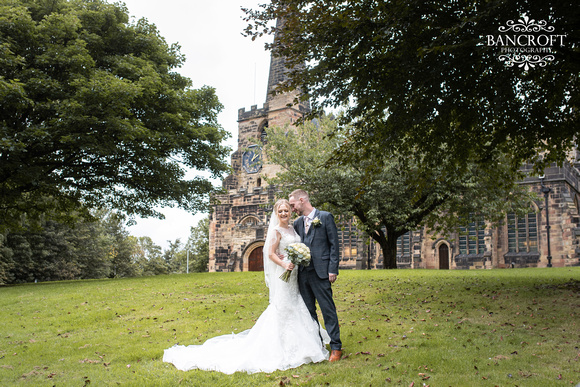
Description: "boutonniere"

(312, 217), (322, 228)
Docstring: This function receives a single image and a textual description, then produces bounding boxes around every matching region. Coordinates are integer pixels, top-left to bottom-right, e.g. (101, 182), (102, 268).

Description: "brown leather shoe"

(329, 350), (342, 362)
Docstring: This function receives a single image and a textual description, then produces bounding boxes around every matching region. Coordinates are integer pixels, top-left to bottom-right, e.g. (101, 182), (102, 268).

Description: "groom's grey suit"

(294, 209), (342, 351)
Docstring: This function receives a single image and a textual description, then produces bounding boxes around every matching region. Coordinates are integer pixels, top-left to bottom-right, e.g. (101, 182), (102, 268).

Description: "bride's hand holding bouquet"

(280, 242), (311, 282)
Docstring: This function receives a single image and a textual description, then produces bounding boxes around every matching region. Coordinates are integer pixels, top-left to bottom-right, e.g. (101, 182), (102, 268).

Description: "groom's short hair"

(290, 189), (309, 202)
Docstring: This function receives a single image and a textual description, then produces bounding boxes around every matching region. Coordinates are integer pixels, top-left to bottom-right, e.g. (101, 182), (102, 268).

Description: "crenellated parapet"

(238, 104), (269, 121)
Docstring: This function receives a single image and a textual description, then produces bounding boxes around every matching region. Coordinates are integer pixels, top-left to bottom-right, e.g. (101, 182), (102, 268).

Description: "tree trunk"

(370, 228), (400, 269)
(382, 228), (399, 269)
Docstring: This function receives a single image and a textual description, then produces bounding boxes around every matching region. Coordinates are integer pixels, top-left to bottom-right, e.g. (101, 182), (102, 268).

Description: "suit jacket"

(294, 209), (340, 279)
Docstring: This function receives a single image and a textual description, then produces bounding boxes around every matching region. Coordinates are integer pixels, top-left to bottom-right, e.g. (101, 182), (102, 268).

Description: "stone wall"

(209, 185), (278, 272)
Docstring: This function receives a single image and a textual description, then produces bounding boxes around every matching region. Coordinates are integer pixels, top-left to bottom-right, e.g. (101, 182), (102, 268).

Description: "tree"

(73, 212), (112, 279)
(2, 212), (113, 283)
(0, 233), (14, 284)
(0, 0), (231, 230)
(103, 212), (139, 278)
(263, 116), (535, 268)
(163, 238), (185, 273)
(131, 236), (167, 276)
(0, 208), (188, 283)
(185, 216), (210, 273)
(244, 1), (579, 173)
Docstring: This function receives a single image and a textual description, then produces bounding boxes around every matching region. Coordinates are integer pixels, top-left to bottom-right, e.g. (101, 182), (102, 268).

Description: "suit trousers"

(298, 266), (342, 351)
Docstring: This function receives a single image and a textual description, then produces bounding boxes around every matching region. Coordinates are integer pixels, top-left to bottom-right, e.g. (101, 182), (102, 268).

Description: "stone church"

(207, 44), (307, 272)
(208, 48), (580, 272)
(366, 163), (580, 270)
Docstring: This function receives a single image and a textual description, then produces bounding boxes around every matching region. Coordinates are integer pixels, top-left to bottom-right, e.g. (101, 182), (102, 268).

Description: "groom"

(289, 189), (342, 362)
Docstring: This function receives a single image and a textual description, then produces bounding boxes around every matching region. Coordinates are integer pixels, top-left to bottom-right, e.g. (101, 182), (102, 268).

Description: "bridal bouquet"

(280, 242), (311, 282)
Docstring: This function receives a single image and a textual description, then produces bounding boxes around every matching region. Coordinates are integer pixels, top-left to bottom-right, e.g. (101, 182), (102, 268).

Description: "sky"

(120, 0), (272, 249)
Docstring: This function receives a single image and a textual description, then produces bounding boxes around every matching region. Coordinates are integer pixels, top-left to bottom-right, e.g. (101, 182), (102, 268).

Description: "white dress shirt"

(304, 208), (316, 233)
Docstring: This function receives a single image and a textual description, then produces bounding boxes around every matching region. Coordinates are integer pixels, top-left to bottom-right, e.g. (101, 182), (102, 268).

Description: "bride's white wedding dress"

(163, 226), (329, 374)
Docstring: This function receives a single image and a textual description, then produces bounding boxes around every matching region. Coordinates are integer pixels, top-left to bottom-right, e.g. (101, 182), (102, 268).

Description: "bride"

(163, 199), (329, 374)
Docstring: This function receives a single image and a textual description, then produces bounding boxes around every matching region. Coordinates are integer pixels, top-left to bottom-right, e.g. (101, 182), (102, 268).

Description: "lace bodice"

(265, 226), (302, 304)
(276, 226), (301, 260)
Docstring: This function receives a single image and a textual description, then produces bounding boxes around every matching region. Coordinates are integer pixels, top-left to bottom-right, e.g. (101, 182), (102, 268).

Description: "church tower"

(208, 25), (310, 272)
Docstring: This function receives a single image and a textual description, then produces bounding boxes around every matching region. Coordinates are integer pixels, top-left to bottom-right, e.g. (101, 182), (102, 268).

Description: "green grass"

(1, 268), (579, 386)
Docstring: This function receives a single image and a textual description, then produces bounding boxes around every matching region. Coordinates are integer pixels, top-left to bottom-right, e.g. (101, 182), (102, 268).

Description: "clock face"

(242, 145), (262, 174)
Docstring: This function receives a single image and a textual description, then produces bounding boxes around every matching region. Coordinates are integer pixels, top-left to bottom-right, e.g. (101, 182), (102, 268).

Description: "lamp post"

(367, 240), (372, 270)
(539, 175), (553, 267)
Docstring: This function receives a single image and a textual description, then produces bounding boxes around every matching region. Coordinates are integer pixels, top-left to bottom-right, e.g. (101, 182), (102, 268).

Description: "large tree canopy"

(0, 0), (230, 229)
(245, 0), (579, 172)
(264, 116), (536, 268)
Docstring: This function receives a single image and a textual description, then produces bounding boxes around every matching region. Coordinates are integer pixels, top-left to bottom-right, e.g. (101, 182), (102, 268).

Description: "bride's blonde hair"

(274, 199), (290, 213)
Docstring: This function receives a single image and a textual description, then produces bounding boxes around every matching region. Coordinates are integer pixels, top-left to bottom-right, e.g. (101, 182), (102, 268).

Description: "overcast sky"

(120, 0), (272, 249)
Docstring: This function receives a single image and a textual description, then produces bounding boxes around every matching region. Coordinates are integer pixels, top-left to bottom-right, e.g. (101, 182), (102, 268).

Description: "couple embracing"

(163, 190), (342, 374)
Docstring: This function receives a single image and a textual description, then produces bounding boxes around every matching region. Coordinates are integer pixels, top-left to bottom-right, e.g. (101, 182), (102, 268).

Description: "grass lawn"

(0, 267), (579, 386)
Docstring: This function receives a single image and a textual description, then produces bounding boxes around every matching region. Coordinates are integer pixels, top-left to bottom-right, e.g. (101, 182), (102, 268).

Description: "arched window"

(459, 216), (485, 254)
(507, 212), (538, 252)
(240, 216), (259, 228)
(260, 121), (269, 144)
(397, 231), (412, 264)
(337, 217), (358, 259)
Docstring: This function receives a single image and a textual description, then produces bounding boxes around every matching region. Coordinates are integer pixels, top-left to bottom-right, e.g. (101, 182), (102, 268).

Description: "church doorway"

(248, 246), (264, 271)
(439, 244), (449, 269)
